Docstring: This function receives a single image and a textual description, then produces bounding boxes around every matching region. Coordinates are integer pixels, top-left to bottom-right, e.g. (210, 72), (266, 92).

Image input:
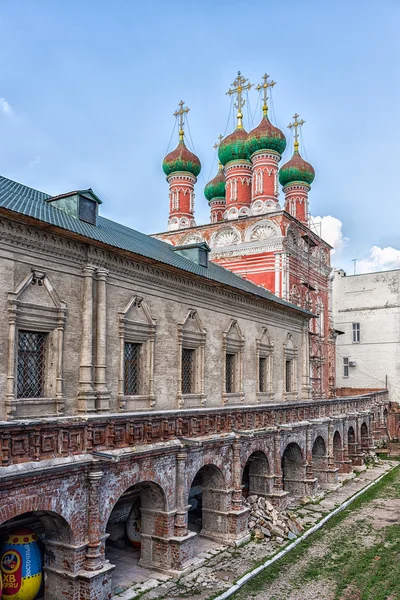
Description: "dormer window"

(46, 189), (102, 226)
(172, 242), (210, 267)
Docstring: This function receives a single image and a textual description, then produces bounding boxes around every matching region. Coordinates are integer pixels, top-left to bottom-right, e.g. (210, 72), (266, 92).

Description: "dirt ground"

(234, 464), (400, 600)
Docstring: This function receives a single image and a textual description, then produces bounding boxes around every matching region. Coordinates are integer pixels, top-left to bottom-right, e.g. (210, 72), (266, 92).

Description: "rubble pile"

(245, 495), (304, 543)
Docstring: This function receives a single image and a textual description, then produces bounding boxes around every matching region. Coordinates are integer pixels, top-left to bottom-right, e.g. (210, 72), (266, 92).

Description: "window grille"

(226, 353), (235, 393)
(124, 342), (141, 395)
(343, 357), (349, 377)
(182, 348), (195, 394)
(285, 360), (292, 392)
(352, 323), (360, 343)
(259, 357), (267, 392)
(17, 331), (46, 398)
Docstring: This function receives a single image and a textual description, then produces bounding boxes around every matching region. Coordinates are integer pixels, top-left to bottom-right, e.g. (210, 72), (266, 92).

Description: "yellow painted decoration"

(1, 529), (42, 600)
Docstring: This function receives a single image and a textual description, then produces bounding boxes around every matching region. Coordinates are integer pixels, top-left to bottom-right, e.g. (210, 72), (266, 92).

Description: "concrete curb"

(213, 464), (397, 600)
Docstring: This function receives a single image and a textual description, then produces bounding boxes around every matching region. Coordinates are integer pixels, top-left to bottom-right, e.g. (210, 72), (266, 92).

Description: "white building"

(333, 268), (400, 402)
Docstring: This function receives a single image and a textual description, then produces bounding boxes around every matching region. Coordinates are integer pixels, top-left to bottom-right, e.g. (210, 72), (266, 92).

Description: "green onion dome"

(246, 115), (286, 157)
(204, 164), (226, 202)
(218, 128), (249, 166)
(162, 139), (201, 177)
(279, 149), (315, 187)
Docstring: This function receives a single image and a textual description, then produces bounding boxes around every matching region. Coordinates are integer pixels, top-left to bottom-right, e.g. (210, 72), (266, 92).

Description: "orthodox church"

(155, 72), (335, 399)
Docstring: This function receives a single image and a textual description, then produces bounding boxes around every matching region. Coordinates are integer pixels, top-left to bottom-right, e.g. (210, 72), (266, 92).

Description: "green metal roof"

(0, 175), (311, 316)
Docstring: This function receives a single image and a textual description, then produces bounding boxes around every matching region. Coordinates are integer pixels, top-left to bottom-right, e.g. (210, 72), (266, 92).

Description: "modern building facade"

(333, 268), (400, 404)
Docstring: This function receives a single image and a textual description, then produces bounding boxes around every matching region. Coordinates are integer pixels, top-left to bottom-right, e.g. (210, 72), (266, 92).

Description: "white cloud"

(357, 246), (400, 273)
(310, 215), (347, 255)
(0, 98), (13, 116)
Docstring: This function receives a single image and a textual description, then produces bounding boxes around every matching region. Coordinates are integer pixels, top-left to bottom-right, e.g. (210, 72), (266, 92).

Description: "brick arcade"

(0, 392), (393, 599)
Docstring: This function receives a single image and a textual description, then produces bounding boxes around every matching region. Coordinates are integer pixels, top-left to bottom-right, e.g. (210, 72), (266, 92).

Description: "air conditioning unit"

(349, 360), (357, 367)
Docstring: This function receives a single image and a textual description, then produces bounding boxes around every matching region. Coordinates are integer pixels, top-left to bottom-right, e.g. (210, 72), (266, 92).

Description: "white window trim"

(177, 310), (206, 408)
(343, 357), (349, 378)
(256, 327), (274, 402)
(6, 270), (67, 419)
(283, 333), (298, 402)
(352, 322), (360, 343)
(222, 320), (245, 404)
(118, 295), (156, 410)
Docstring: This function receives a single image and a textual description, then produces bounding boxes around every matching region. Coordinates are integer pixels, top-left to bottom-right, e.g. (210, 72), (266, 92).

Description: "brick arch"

(187, 463), (226, 494)
(0, 498), (75, 544)
(102, 475), (169, 528)
(311, 430), (328, 449)
(360, 422), (369, 450)
(281, 435), (306, 458)
(281, 442), (306, 495)
(241, 441), (274, 471)
(242, 450), (272, 497)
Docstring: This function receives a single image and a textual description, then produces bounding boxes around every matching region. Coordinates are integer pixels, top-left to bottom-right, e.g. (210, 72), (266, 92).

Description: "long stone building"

(0, 173), (395, 599)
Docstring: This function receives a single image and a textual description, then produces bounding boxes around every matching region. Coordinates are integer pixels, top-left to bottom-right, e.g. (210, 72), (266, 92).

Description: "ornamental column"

(77, 265), (97, 413)
(306, 425), (314, 479)
(175, 451), (189, 537)
(301, 319), (312, 400)
(86, 469), (104, 572)
(231, 438), (243, 510)
(273, 430), (283, 490)
(94, 268), (110, 412)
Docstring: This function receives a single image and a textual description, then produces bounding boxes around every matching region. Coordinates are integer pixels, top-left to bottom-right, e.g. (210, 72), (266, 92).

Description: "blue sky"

(0, 0), (399, 273)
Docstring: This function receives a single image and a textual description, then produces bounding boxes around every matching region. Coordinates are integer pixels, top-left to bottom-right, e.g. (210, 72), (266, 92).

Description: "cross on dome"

(213, 134), (223, 150)
(226, 71), (253, 129)
(173, 100), (190, 141)
(288, 113), (305, 152)
(256, 74), (276, 116)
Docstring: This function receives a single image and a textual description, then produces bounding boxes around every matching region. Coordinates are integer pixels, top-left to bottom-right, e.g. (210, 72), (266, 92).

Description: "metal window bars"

(17, 331), (47, 398)
(182, 348), (195, 394)
(124, 342), (141, 395)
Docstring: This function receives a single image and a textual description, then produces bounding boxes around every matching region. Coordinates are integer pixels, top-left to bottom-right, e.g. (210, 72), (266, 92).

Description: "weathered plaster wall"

(333, 269), (400, 404)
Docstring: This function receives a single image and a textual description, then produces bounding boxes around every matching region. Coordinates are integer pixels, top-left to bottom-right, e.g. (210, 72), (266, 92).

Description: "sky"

(0, 0), (399, 274)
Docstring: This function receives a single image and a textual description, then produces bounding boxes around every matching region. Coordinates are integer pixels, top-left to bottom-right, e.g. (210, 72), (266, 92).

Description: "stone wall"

(0, 214), (309, 421)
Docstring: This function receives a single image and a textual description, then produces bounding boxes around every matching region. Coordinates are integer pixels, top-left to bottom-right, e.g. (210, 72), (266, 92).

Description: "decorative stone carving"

(212, 228), (241, 247)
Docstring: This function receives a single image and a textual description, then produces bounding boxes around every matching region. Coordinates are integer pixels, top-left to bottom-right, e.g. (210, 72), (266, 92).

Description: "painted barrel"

(126, 501), (141, 548)
(1, 529), (42, 600)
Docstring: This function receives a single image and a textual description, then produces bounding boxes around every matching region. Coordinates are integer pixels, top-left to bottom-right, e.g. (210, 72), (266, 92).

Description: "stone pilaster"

(86, 469), (104, 572)
(77, 265), (97, 413)
(305, 426), (314, 479)
(273, 430), (283, 490)
(301, 320), (312, 400)
(94, 268), (110, 412)
(174, 450), (189, 537)
(231, 437), (243, 510)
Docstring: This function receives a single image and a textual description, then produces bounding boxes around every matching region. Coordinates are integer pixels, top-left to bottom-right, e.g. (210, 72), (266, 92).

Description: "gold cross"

(256, 74), (276, 116)
(226, 71), (253, 129)
(213, 134), (224, 167)
(288, 113), (305, 151)
(173, 100), (190, 141)
(213, 134), (223, 150)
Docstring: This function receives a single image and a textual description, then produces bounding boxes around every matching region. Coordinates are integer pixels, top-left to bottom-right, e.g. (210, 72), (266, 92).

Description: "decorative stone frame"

(118, 295), (156, 411)
(222, 320), (245, 405)
(6, 270), (67, 419)
(256, 328), (274, 402)
(283, 333), (298, 402)
(177, 310), (206, 408)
